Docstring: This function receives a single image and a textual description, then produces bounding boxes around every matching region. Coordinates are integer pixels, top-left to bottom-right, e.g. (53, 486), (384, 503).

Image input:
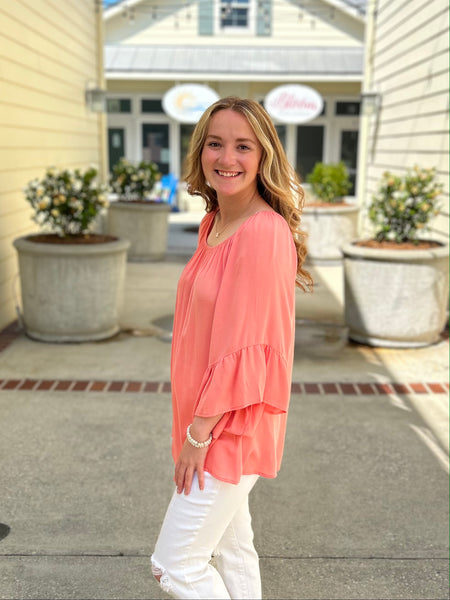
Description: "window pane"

(107, 98), (131, 113)
(222, 7), (248, 26)
(296, 125), (324, 182)
(335, 101), (360, 116)
(141, 99), (164, 113)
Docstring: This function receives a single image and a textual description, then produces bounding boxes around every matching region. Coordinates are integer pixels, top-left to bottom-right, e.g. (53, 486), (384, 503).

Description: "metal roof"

(104, 45), (363, 79)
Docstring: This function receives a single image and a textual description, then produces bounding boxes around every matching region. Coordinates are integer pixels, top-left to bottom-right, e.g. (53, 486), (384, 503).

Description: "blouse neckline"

(203, 209), (276, 250)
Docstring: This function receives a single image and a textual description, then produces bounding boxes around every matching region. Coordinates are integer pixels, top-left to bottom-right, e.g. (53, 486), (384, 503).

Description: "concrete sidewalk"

(0, 212), (448, 600)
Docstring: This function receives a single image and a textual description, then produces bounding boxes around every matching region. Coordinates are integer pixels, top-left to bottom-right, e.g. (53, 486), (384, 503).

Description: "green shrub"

(369, 166), (442, 243)
(306, 162), (352, 203)
(24, 166), (108, 237)
(110, 158), (160, 200)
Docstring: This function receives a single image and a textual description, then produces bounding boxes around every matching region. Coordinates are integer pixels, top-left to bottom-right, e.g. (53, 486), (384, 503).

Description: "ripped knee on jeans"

(151, 556), (172, 594)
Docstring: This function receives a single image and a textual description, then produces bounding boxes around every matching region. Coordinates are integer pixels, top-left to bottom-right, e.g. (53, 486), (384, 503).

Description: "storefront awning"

(104, 45), (363, 82)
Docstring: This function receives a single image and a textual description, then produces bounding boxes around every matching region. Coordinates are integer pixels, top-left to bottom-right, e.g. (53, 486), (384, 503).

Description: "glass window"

(220, 0), (249, 28)
(296, 125), (324, 182)
(107, 98), (131, 113)
(141, 99), (164, 113)
(142, 124), (170, 175)
(335, 101), (360, 116)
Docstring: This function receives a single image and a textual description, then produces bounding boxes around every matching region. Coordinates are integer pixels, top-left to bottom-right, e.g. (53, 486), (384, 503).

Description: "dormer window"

(219, 0), (252, 32)
(198, 0), (271, 36)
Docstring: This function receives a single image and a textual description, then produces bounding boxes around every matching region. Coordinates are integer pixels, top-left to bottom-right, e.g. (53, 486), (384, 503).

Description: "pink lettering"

(270, 92), (318, 113)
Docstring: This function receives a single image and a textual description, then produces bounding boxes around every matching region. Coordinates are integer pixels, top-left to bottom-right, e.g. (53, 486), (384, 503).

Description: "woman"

(151, 97), (312, 599)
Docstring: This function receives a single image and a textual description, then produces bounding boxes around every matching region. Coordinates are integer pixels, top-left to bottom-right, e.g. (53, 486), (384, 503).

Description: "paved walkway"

(0, 212), (448, 599)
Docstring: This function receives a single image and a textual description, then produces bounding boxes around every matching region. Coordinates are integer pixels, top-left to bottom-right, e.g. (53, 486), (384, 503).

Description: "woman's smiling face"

(201, 109), (262, 201)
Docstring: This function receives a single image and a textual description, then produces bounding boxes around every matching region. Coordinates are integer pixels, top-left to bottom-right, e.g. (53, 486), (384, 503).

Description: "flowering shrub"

(110, 158), (160, 200)
(306, 162), (352, 203)
(24, 167), (108, 237)
(369, 166), (443, 243)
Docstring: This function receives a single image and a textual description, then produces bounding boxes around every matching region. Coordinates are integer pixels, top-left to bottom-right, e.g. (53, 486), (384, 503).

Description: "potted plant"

(342, 166), (448, 347)
(301, 162), (359, 262)
(13, 166), (130, 342)
(107, 158), (171, 261)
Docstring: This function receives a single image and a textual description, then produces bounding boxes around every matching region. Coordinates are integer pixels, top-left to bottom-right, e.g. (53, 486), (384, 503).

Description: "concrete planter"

(13, 235), (130, 343)
(107, 201), (171, 261)
(302, 203), (359, 262)
(343, 242), (449, 347)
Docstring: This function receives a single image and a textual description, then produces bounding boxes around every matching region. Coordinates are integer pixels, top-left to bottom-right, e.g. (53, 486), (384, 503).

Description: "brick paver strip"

(144, 382), (159, 392)
(0, 379), (448, 397)
(322, 383), (338, 394)
(18, 379), (38, 390)
(126, 381), (142, 392)
(357, 383), (376, 395)
(36, 380), (56, 390)
(374, 383), (393, 394)
(90, 381), (107, 391)
(409, 383), (428, 394)
(72, 381), (90, 391)
(108, 381), (125, 392)
(427, 383), (446, 393)
(392, 383), (411, 394)
(54, 381), (73, 391)
(339, 383), (357, 394)
(304, 383), (320, 394)
(2, 380), (21, 390)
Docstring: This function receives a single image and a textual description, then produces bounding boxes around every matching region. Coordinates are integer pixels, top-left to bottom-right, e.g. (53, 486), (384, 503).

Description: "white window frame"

(215, 0), (256, 35)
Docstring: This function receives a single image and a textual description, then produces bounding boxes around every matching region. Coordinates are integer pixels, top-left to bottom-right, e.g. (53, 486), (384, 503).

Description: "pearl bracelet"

(186, 424), (212, 449)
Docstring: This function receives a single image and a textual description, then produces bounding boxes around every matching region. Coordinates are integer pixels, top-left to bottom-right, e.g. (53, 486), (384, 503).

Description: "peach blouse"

(170, 210), (297, 484)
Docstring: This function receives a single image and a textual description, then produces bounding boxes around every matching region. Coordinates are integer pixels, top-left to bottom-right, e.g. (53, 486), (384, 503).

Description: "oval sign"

(162, 84), (220, 124)
(264, 85), (323, 124)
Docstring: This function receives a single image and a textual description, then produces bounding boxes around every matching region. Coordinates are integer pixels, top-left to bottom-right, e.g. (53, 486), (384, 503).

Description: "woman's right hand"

(174, 439), (209, 495)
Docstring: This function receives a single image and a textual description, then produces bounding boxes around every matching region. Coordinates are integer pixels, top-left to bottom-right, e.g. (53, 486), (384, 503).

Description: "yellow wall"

(360, 0), (449, 240)
(105, 0), (364, 47)
(0, 0), (105, 330)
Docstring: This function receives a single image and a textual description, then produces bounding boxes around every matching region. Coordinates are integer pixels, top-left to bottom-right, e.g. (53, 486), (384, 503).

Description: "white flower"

(38, 196), (51, 210)
(51, 208), (60, 217)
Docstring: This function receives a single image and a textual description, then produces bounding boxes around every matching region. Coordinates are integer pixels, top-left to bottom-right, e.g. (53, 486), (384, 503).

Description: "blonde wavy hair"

(184, 96), (312, 291)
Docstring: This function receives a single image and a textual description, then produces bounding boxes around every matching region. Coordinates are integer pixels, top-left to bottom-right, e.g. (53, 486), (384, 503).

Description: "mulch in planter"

(28, 234), (118, 245)
(356, 239), (442, 250)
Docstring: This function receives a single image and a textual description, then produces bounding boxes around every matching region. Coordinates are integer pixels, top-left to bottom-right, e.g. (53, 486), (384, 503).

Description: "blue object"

(160, 173), (179, 208)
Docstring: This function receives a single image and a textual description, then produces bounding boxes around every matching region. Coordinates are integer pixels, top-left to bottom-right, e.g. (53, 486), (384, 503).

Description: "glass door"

(296, 125), (324, 183)
(108, 128), (125, 172)
(142, 124), (170, 175)
(339, 130), (359, 195)
(180, 124), (196, 178)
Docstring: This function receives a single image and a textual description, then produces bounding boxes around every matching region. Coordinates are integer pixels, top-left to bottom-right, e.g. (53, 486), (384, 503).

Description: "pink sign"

(265, 85), (323, 124)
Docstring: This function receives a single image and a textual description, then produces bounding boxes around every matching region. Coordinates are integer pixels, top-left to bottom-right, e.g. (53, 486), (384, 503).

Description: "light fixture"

(85, 86), (107, 113)
(360, 90), (381, 115)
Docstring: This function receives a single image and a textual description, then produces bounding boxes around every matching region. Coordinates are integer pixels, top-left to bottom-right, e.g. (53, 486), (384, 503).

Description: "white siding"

(0, 0), (104, 330)
(362, 0), (449, 240)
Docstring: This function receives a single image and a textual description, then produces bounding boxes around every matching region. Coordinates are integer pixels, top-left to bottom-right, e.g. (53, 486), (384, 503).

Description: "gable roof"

(104, 0), (367, 22)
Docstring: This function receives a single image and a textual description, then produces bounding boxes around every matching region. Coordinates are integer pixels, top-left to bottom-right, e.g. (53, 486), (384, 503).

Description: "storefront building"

(104, 0), (366, 195)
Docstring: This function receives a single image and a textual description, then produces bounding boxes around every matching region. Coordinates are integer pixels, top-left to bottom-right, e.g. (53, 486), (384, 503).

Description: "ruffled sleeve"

(193, 212), (297, 427)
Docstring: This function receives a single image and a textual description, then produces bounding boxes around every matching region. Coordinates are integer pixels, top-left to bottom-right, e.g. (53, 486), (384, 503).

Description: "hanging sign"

(162, 84), (220, 124)
(264, 85), (323, 124)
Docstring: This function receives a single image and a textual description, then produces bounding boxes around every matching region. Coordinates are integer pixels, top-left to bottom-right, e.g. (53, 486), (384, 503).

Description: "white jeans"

(151, 472), (261, 599)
